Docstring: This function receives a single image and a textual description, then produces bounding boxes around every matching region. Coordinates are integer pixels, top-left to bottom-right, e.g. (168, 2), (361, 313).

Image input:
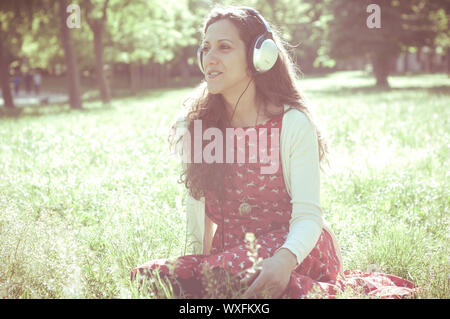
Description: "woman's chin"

(206, 83), (223, 95)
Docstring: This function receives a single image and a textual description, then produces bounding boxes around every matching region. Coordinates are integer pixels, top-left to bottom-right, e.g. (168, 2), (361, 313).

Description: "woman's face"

(201, 19), (251, 97)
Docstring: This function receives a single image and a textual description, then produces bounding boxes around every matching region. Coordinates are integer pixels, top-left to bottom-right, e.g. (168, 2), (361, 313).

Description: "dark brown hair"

(170, 6), (329, 201)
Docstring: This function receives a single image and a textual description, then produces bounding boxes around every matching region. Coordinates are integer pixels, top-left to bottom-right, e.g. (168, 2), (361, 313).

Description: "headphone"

(197, 7), (279, 75)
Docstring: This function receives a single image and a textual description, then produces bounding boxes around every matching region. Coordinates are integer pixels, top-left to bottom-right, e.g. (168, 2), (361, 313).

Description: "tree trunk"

(425, 49), (431, 73)
(0, 28), (14, 108)
(416, 48), (422, 73)
(371, 54), (390, 87)
(447, 48), (450, 74)
(92, 21), (111, 103)
(403, 52), (409, 73)
(143, 64), (150, 89)
(129, 63), (140, 94)
(59, 0), (82, 109)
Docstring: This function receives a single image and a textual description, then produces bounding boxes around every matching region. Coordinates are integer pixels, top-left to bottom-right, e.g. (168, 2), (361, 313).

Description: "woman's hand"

(241, 248), (297, 298)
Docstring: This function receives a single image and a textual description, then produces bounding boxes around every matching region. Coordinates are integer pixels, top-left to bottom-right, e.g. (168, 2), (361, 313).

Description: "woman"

(131, 6), (416, 299)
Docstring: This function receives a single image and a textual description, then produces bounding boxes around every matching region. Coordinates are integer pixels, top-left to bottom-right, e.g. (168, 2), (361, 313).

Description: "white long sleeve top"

(171, 105), (343, 276)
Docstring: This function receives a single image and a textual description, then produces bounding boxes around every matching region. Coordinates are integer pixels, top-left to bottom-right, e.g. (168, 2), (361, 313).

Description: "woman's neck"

(222, 81), (263, 127)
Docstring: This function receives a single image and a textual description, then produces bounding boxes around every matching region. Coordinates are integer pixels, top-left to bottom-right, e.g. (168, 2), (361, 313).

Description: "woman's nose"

(203, 49), (219, 68)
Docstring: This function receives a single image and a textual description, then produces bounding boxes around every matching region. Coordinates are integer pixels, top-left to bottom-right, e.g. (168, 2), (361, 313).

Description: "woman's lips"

(207, 72), (223, 80)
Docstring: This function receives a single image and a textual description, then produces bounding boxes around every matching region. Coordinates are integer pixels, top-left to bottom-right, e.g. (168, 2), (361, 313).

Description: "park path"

(0, 91), (68, 107)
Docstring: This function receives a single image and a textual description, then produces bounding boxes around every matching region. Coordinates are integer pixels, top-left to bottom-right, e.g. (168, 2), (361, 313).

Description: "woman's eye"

(200, 45), (230, 53)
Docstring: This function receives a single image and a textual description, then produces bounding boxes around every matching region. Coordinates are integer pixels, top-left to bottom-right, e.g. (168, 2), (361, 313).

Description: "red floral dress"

(131, 113), (417, 298)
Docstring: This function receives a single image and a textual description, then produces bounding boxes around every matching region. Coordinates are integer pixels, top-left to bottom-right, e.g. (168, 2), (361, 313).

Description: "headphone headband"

(239, 7), (273, 35)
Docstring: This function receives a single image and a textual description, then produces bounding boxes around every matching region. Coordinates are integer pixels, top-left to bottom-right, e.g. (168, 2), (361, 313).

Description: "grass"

(0, 71), (448, 298)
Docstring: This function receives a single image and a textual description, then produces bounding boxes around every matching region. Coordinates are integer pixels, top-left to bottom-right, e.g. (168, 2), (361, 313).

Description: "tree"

(106, 0), (197, 92)
(0, 0), (33, 108)
(327, 0), (443, 87)
(0, 20), (15, 108)
(59, 0), (83, 109)
(83, 0), (111, 104)
(427, 2), (450, 73)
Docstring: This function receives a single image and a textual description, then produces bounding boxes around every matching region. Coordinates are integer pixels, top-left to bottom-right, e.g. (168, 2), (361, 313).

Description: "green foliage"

(3, 0), (448, 77)
(2, 0), (199, 72)
(105, 0), (197, 64)
(20, 1), (66, 70)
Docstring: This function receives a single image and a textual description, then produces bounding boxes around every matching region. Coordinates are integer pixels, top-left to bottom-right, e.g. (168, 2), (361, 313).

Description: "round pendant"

(239, 202), (252, 215)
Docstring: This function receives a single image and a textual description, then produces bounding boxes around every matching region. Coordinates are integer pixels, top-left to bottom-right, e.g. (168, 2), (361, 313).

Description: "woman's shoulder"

(282, 105), (312, 128)
(280, 106), (318, 155)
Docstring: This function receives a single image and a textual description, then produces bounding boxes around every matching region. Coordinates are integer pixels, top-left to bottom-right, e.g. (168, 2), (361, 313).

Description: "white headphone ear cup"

(253, 35), (278, 73)
(197, 47), (204, 74)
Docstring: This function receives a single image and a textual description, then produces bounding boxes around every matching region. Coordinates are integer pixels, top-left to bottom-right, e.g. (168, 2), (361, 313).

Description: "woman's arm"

(243, 111), (323, 298)
(203, 214), (217, 255)
(278, 111), (323, 265)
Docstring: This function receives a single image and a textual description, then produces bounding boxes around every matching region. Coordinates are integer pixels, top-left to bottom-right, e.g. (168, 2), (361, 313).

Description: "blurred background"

(0, 0), (448, 109)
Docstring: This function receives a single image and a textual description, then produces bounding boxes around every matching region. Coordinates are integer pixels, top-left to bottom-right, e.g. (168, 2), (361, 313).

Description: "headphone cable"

(222, 77), (253, 252)
(229, 78), (253, 126)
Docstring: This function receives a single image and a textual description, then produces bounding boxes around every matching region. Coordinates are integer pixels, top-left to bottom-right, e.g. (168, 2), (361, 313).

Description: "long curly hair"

(169, 6), (329, 201)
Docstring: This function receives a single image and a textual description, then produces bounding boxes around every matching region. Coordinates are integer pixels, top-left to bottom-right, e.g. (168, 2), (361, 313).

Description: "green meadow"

(0, 71), (448, 298)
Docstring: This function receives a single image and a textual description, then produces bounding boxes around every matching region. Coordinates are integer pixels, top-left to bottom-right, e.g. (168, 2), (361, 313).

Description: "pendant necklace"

(220, 78), (257, 251)
(220, 101), (261, 251)
(236, 105), (260, 217)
